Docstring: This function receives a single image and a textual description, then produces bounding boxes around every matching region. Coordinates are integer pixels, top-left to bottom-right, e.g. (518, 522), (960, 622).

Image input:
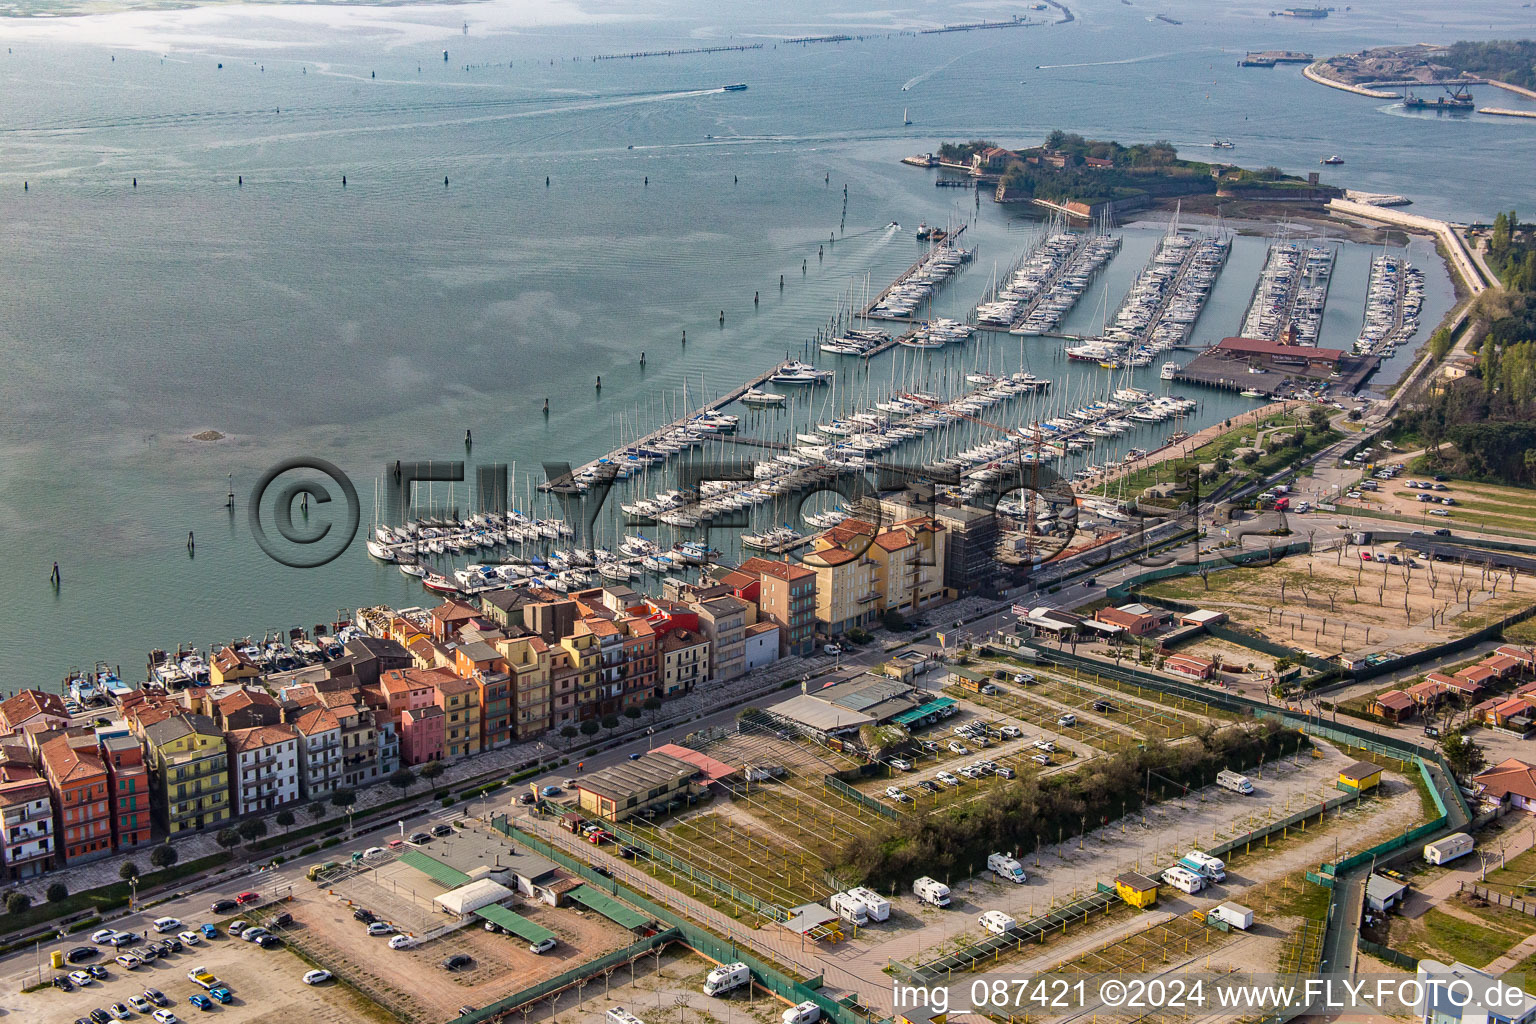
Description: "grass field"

(1397, 907), (1527, 969)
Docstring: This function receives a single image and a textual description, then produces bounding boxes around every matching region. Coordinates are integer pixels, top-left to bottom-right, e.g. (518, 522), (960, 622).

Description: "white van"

(846, 887), (890, 922)
(783, 1001), (821, 1024)
(978, 910), (1017, 936)
(828, 892), (869, 927)
(913, 876), (951, 907)
(1161, 866), (1205, 894)
(987, 852), (1027, 884)
(703, 963), (751, 997)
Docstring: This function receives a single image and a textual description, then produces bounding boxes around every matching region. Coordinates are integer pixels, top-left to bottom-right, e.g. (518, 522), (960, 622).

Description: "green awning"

(399, 849), (471, 888)
(475, 904), (555, 944)
(567, 886), (651, 930)
(892, 697), (956, 726)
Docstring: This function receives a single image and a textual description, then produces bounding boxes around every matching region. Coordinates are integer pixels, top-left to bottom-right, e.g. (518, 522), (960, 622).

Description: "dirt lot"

(540, 946), (789, 1024)
(5, 923), (385, 1024)
(1142, 545), (1536, 659)
(286, 877), (635, 1022)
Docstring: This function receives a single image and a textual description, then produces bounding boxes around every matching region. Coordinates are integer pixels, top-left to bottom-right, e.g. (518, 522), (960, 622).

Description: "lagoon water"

(0, 0), (1530, 685)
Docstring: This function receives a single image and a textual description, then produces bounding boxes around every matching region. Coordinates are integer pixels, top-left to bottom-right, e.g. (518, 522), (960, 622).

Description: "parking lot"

(5, 914), (378, 1024)
(286, 823), (639, 1022)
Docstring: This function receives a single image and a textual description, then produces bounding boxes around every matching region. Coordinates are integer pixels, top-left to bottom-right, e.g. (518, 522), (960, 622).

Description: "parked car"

(441, 954), (473, 971)
(1057, 714), (1076, 727)
(271, 912), (292, 928)
(67, 946), (98, 963)
(303, 970), (333, 985)
(199, 924), (217, 940)
(188, 994), (214, 1012)
(389, 934), (416, 949)
(228, 922), (247, 936)
(108, 932), (139, 947)
(207, 986), (233, 1004)
(823, 644), (842, 656)
(153, 917), (182, 933)
(999, 725), (1022, 739)
(241, 927), (269, 943)
(367, 922), (395, 937)
(540, 785), (562, 797)
(152, 1012), (180, 1024)
(935, 771), (960, 787)
(87, 964), (108, 979)
(530, 937), (558, 955)
(1032, 754), (1051, 766)
(256, 935), (283, 949)
(408, 831), (433, 846)
(54, 976), (73, 993)
(128, 995), (152, 1013)
(70, 970), (95, 987)
(1034, 740), (1055, 753)
(1012, 672), (1035, 685)
(362, 847), (389, 861)
(110, 1003), (132, 1020)
(432, 823), (455, 837)
(210, 899), (237, 915)
(91, 928), (117, 944)
(145, 989), (169, 1007)
(90, 1010), (111, 1024)
(889, 757), (913, 771)
(947, 741), (968, 754)
(178, 931), (200, 946)
(115, 954), (141, 970)
(352, 909), (376, 924)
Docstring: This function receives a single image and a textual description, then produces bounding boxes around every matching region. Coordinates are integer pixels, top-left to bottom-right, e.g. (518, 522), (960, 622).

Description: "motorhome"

(846, 887), (890, 922)
(1180, 851), (1226, 882)
(828, 892), (870, 926)
(703, 963), (751, 997)
(987, 852), (1027, 884)
(1162, 866), (1205, 894)
(913, 876), (951, 907)
(978, 910), (1017, 936)
(1217, 770), (1254, 795)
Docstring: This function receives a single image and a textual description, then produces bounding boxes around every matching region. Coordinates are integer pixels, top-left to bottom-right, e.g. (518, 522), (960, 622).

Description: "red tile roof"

(0, 690), (69, 731)
(1475, 757), (1536, 802)
(38, 733), (107, 785)
(739, 557), (816, 582)
(225, 724), (298, 753)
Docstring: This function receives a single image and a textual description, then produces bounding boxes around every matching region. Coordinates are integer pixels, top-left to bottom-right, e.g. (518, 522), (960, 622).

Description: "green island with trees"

(1441, 40), (1536, 92)
(936, 131), (1330, 208)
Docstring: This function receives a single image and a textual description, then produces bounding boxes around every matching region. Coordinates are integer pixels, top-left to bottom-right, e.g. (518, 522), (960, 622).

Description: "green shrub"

(300, 844), (320, 856)
(320, 838), (341, 849)
(441, 797), (455, 808)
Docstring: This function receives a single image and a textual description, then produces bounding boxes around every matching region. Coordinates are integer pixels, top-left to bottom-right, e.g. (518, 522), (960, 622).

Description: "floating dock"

(859, 227), (972, 321)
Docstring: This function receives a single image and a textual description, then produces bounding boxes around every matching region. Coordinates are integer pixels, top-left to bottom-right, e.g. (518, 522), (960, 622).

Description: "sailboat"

(903, 107), (912, 125)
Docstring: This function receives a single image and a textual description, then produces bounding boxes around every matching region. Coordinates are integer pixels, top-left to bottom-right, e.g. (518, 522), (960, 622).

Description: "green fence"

(458, 929), (680, 1024)
(1105, 540), (1314, 599)
(824, 775), (901, 821)
(597, 818), (789, 924)
(894, 887), (1123, 984)
(1358, 936), (1419, 970)
(489, 818), (864, 1024)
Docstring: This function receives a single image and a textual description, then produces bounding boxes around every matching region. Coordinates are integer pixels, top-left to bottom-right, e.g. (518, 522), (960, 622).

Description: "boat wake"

(901, 48), (975, 91)
(1036, 52), (1175, 69)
